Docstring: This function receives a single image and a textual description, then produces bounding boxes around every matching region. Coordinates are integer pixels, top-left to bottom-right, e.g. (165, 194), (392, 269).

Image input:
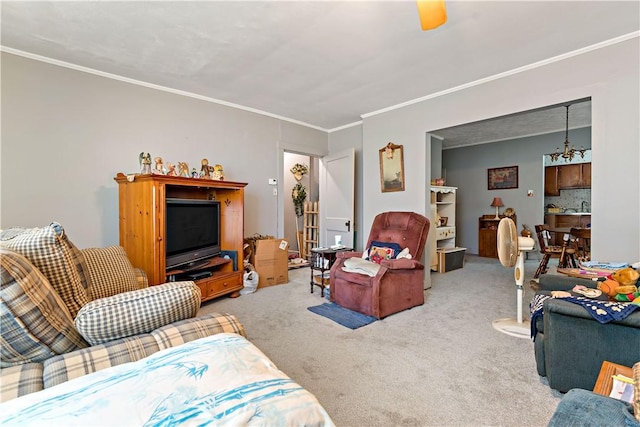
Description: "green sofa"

(533, 274), (640, 393)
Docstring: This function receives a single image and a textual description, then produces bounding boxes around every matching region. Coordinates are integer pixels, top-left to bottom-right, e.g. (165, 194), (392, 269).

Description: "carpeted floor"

(199, 254), (563, 427)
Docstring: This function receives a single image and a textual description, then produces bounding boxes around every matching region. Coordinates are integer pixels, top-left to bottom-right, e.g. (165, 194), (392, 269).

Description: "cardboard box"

(252, 238), (289, 287)
(437, 247), (466, 273)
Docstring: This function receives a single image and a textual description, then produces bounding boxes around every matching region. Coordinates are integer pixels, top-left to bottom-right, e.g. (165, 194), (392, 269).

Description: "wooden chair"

(534, 224), (577, 278)
(570, 227), (591, 263)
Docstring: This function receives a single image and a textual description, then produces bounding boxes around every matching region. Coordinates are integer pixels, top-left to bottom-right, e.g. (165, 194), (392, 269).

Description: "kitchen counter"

(545, 212), (591, 215)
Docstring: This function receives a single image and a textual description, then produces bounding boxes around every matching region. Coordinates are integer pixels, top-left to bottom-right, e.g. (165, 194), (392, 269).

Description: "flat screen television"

(165, 198), (221, 270)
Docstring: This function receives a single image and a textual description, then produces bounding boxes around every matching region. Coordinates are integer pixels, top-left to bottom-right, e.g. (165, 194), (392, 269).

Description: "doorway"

(283, 152), (319, 257)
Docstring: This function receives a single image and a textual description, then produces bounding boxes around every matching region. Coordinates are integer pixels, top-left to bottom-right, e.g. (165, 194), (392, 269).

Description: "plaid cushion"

(42, 334), (160, 389)
(1, 249), (88, 368)
(133, 268), (148, 289)
(80, 246), (139, 300)
(74, 281), (201, 346)
(0, 363), (43, 402)
(0, 223), (89, 317)
(151, 312), (247, 349)
(65, 238), (93, 291)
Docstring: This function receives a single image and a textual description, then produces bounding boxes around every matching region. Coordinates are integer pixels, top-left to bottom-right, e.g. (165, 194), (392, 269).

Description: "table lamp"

(491, 197), (504, 220)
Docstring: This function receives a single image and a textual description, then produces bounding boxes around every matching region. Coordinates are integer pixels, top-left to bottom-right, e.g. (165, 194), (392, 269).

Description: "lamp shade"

(490, 197), (504, 208)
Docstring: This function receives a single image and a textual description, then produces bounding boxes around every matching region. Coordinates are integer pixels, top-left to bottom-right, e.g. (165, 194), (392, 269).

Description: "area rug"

(307, 302), (377, 329)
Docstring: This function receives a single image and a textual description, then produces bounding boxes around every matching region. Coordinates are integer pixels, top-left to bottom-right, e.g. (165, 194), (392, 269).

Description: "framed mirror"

(379, 142), (405, 192)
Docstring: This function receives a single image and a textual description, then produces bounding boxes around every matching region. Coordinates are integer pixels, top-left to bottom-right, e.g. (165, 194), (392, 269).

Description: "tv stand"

(115, 173), (247, 302)
(182, 258), (214, 272)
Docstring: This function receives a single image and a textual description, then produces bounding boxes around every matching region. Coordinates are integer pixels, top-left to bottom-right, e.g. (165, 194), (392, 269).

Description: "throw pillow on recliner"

(368, 241), (403, 264)
(74, 281), (201, 346)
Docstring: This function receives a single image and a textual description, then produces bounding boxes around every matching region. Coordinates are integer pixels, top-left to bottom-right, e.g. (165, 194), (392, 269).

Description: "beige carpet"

(199, 254), (563, 427)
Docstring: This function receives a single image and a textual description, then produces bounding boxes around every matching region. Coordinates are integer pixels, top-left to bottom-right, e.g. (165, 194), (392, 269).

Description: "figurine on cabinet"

(165, 162), (177, 176)
(153, 157), (166, 175)
(177, 161), (189, 177)
(212, 164), (224, 181)
(191, 168), (199, 178)
(200, 158), (213, 179)
(139, 152), (152, 175)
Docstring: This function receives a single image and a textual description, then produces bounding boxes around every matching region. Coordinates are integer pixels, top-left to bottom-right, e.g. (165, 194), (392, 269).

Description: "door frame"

(277, 142), (328, 242)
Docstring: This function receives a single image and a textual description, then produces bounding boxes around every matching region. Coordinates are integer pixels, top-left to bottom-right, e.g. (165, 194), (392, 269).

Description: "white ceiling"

(1, 1), (638, 146)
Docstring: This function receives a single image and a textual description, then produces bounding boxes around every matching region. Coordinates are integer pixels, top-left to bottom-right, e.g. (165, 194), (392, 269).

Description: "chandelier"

(549, 105), (586, 162)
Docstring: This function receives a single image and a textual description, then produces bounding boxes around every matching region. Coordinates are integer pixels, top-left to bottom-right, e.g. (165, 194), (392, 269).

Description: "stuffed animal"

(611, 267), (640, 286)
(598, 278), (622, 297)
(614, 285), (640, 303)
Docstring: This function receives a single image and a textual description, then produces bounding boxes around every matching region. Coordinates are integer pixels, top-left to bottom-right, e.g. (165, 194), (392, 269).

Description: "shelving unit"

(429, 186), (458, 271)
(114, 173), (247, 302)
(302, 201), (319, 259)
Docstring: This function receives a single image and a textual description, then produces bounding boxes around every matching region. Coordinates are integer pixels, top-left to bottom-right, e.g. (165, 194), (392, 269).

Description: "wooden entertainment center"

(114, 173), (247, 301)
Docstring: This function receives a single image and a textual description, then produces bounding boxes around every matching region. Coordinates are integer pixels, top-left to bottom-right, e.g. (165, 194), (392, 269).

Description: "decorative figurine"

(139, 152), (152, 175)
(153, 157), (166, 175)
(200, 158), (213, 179)
(165, 162), (177, 176)
(177, 162), (190, 177)
(191, 168), (199, 178)
(212, 164), (224, 181)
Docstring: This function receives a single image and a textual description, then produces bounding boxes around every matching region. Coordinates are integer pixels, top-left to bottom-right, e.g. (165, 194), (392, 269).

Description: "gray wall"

(359, 38), (639, 263)
(442, 127), (591, 254)
(1, 53), (327, 248)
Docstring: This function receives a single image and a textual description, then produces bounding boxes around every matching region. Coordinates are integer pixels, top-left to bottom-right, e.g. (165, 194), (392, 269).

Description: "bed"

(0, 333), (335, 426)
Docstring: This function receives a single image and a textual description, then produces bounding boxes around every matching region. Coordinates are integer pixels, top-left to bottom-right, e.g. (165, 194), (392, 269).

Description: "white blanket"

(342, 257), (380, 276)
(0, 333), (335, 427)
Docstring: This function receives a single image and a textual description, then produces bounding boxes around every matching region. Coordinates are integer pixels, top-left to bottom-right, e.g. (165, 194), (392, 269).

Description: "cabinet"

(429, 186), (457, 271)
(544, 163), (591, 195)
(478, 215), (517, 258)
(114, 173), (247, 301)
(544, 166), (560, 196)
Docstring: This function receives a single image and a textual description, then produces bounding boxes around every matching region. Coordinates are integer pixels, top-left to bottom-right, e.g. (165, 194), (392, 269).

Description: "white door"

(319, 149), (355, 248)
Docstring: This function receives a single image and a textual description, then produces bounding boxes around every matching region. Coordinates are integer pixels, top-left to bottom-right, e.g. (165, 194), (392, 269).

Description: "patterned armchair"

(0, 223), (245, 401)
(330, 212), (430, 319)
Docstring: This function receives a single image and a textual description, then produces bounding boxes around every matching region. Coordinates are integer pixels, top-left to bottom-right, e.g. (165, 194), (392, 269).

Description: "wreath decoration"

(290, 163), (309, 181)
(292, 182), (307, 217)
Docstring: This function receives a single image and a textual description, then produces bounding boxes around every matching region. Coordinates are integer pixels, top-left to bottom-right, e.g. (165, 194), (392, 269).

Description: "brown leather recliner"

(329, 211), (430, 319)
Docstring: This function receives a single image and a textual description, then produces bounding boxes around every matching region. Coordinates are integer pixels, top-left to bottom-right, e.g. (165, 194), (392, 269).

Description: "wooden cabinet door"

(478, 229), (498, 258)
(582, 163), (591, 187)
(544, 166), (560, 196)
(557, 164), (582, 189)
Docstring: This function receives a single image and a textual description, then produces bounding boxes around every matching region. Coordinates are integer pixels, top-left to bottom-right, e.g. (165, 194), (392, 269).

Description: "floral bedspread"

(0, 333), (335, 427)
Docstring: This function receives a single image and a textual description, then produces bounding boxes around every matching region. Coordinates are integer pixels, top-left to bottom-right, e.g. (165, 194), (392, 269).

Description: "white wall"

(1, 53), (328, 248)
(360, 38), (639, 262)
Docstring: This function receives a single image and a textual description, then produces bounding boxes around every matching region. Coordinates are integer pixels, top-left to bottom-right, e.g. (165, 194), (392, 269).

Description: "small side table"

(309, 247), (353, 297)
(593, 360), (633, 396)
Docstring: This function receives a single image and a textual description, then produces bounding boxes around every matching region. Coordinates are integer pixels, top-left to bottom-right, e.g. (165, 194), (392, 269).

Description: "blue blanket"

(530, 294), (639, 340)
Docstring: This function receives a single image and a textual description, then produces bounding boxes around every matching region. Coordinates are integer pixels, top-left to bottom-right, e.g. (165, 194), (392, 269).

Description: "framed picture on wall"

(488, 166), (518, 190)
(379, 142), (405, 192)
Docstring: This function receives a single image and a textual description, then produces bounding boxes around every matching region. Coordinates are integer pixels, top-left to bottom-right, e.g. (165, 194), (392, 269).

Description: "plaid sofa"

(0, 223), (246, 401)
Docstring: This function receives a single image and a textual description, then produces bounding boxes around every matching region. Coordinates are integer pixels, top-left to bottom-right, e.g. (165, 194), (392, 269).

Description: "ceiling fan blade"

(416, 0), (447, 31)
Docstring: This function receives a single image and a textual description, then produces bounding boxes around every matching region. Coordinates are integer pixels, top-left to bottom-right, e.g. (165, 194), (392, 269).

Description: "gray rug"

(199, 255), (562, 426)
